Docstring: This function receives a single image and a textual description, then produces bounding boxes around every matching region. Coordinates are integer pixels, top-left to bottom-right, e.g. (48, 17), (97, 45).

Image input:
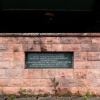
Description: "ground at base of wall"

(1, 97), (100, 100)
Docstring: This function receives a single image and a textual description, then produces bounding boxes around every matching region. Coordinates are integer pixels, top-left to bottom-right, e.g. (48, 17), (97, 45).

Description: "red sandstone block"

(59, 78), (78, 87)
(92, 38), (100, 44)
(8, 79), (23, 87)
(60, 37), (74, 44)
(10, 61), (25, 69)
(65, 44), (80, 51)
(73, 37), (92, 44)
(42, 69), (56, 78)
(6, 69), (23, 78)
(40, 44), (52, 51)
(23, 69), (42, 79)
(2, 37), (17, 44)
(87, 52), (100, 61)
(56, 69), (73, 79)
(17, 37), (33, 44)
(0, 69), (5, 78)
(0, 44), (10, 52)
(40, 37), (60, 44)
(14, 52), (25, 61)
(74, 52), (87, 61)
(74, 69), (86, 79)
(3, 52), (14, 61)
(52, 44), (65, 51)
(23, 79), (46, 87)
(80, 44), (98, 52)
(3, 87), (20, 94)
(27, 44), (41, 51)
(0, 79), (8, 86)
(0, 61), (9, 69)
(74, 61), (92, 69)
(90, 61), (100, 69)
(87, 69), (100, 79)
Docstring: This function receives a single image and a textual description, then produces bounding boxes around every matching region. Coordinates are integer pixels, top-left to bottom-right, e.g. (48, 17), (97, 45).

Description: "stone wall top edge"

(0, 33), (100, 37)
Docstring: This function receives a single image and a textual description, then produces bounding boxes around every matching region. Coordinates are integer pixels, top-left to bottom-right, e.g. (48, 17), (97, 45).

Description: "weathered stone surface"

(14, 52), (25, 61)
(60, 37), (74, 44)
(0, 44), (9, 52)
(13, 44), (24, 52)
(0, 61), (9, 69)
(0, 79), (8, 86)
(27, 44), (41, 51)
(0, 52), (3, 61)
(8, 79), (23, 87)
(74, 52), (87, 61)
(23, 79), (46, 87)
(56, 69), (73, 79)
(59, 78), (78, 87)
(87, 52), (100, 61)
(3, 87), (20, 94)
(2, 37), (17, 44)
(23, 69), (42, 79)
(3, 52), (14, 61)
(40, 37), (60, 44)
(74, 61), (91, 69)
(42, 69), (56, 78)
(40, 44), (52, 51)
(6, 69), (23, 78)
(0, 69), (5, 78)
(52, 44), (65, 51)
(10, 61), (25, 69)
(17, 37), (33, 44)
(80, 44), (98, 52)
(74, 69), (86, 79)
(87, 69), (100, 79)
(73, 37), (92, 44)
(92, 37), (100, 44)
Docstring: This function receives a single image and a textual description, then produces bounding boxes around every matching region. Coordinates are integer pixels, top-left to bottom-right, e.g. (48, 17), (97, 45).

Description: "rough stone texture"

(0, 34), (100, 95)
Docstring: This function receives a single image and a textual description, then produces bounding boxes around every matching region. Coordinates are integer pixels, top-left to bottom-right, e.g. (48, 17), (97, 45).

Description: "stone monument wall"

(0, 33), (100, 95)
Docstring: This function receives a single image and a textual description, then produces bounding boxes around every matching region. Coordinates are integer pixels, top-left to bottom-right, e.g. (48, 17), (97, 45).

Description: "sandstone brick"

(0, 44), (9, 52)
(87, 52), (100, 61)
(80, 44), (98, 52)
(87, 69), (100, 79)
(56, 69), (73, 79)
(52, 44), (65, 51)
(40, 44), (52, 51)
(21, 87), (35, 94)
(87, 87), (100, 95)
(74, 61), (91, 69)
(34, 87), (54, 94)
(92, 37), (100, 44)
(3, 52), (14, 61)
(0, 79), (8, 86)
(27, 44), (41, 51)
(8, 79), (23, 87)
(32, 37), (40, 44)
(22, 44), (28, 51)
(0, 52), (3, 61)
(65, 44), (80, 51)
(70, 87), (87, 95)
(59, 78), (78, 87)
(13, 44), (24, 52)
(60, 37), (74, 44)
(40, 37), (60, 44)
(23, 69), (42, 79)
(0, 69), (5, 78)
(91, 61), (100, 69)
(0, 61), (9, 69)
(14, 52), (25, 61)
(3, 87), (20, 94)
(6, 69), (23, 78)
(17, 37), (32, 44)
(73, 37), (92, 44)
(0, 37), (2, 43)
(23, 79), (46, 87)
(10, 61), (25, 69)
(74, 52), (87, 61)
(74, 69), (86, 79)
(42, 69), (56, 78)
(2, 37), (17, 44)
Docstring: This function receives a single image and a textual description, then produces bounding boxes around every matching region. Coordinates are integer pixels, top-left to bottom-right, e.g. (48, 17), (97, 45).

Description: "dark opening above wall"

(0, 0), (100, 32)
